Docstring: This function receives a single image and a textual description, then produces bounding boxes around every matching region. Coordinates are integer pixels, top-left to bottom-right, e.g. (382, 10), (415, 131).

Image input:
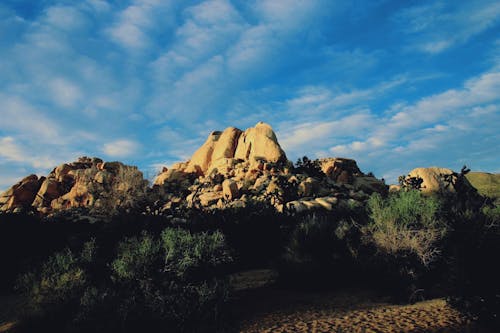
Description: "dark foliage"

(294, 156), (324, 179)
(15, 227), (233, 333)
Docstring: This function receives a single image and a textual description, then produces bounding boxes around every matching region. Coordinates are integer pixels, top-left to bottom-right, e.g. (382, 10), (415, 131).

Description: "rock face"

(0, 157), (147, 214)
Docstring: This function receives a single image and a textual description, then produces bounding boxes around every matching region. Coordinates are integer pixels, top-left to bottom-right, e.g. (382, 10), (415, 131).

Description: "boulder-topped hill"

(150, 122), (387, 214)
(0, 157), (147, 214)
(2, 122), (484, 216)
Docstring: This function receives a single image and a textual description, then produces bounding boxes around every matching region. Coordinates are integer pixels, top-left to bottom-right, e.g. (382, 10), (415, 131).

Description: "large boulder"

(408, 167), (453, 194)
(319, 158), (362, 184)
(32, 178), (61, 208)
(185, 131), (221, 174)
(211, 127), (242, 161)
(407, 167), (475, 194)
(164, 122), (287, 178)
(234, 122), (286, 165)
(0, 175), (44, 211)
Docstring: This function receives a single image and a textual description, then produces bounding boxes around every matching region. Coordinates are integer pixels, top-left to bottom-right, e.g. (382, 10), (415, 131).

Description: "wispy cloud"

(102, 139), (141, 158)
(0, 136), (59, 169)
(107, 1), (175, 51)
(394, 1), (500, 54)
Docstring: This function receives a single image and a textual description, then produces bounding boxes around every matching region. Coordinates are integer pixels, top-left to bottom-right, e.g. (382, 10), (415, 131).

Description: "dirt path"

(233, 289), (486, 333)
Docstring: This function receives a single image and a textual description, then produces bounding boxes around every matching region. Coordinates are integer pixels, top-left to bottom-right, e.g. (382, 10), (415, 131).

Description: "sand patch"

(234, 289), (484, 333)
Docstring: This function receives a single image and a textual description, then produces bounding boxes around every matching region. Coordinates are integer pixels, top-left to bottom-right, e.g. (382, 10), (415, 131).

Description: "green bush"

(111, 232), (162, 281)
(110, 229), (232, 332)
(366, 190), (445, 266)
(161, 228), (232, 280)
(16, 228), (233, 333)
(17, 240), (95, 315)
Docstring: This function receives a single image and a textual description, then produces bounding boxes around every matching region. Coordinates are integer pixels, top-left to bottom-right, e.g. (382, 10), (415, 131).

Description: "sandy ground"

(233, 289), (487, 333)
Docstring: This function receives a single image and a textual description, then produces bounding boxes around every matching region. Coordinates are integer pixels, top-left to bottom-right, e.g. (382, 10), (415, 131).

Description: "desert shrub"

(161, 228), (232, 280)
(265, 174), (299, 206)
(15, 239), (99, 333)
(110, 229), (232, 332)
(16, 227), (233, 333)
(362, 190), (446, 300)
(366, 190), (444, 266)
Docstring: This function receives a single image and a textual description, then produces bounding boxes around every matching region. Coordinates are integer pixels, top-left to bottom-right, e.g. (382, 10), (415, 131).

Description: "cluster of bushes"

(13, 227), (233, 333)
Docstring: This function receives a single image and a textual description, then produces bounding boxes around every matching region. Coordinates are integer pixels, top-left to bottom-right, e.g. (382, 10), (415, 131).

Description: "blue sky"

(0, 0), (499, 189)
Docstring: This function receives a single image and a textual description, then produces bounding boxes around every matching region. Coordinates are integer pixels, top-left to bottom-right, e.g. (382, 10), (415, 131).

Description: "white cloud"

(44, 6), (88, 31)
(283, 77), (407, 119)
(253, 0), (323, 30)
(279, 112), (375, 156)
(0, 136), (58, 169)
(0, 137), (25, 162)
(85, 0), (111, 13)
(395, 1), (500, 54)
(107, 1), (176, 50)
(102, 139), (141, 157)
(0, 94), (61, 141)
(49, 78), (83, 108)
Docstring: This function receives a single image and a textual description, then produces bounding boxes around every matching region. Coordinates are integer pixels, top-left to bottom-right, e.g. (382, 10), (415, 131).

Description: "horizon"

(1, 0), (499, 191)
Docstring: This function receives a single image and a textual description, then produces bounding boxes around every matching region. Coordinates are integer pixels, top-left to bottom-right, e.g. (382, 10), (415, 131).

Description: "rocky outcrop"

(147, 123), (388, 215)
(319, 158), (362, 183)
(1, 123), (390, 216)
(319, 158), (386, 194)
(0, 157), (147, 214)
(156, 122), (287, 184)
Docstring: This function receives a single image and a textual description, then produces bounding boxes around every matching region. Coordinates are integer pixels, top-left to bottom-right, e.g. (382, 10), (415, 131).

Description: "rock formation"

(1, 123), (390, 216)
(156, 122), (287, 184)
(0, 157), (147, 214)
(149, 122), (387, 214)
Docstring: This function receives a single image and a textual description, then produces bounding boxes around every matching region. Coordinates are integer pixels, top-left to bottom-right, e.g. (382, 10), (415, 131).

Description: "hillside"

(466, 172), (500, 200)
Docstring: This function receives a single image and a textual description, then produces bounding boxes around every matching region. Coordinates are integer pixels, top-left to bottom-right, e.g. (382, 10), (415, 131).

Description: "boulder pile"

(150, 122), (387, 215)
(0, 157), (147, 214)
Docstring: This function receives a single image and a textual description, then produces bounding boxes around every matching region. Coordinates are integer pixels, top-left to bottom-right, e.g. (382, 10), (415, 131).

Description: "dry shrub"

(366, 190), (445, 266)
(370, 224), (443, 266)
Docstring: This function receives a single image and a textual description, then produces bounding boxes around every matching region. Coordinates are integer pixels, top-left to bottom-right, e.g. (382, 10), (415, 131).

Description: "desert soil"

(233, 289), (487, 333)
